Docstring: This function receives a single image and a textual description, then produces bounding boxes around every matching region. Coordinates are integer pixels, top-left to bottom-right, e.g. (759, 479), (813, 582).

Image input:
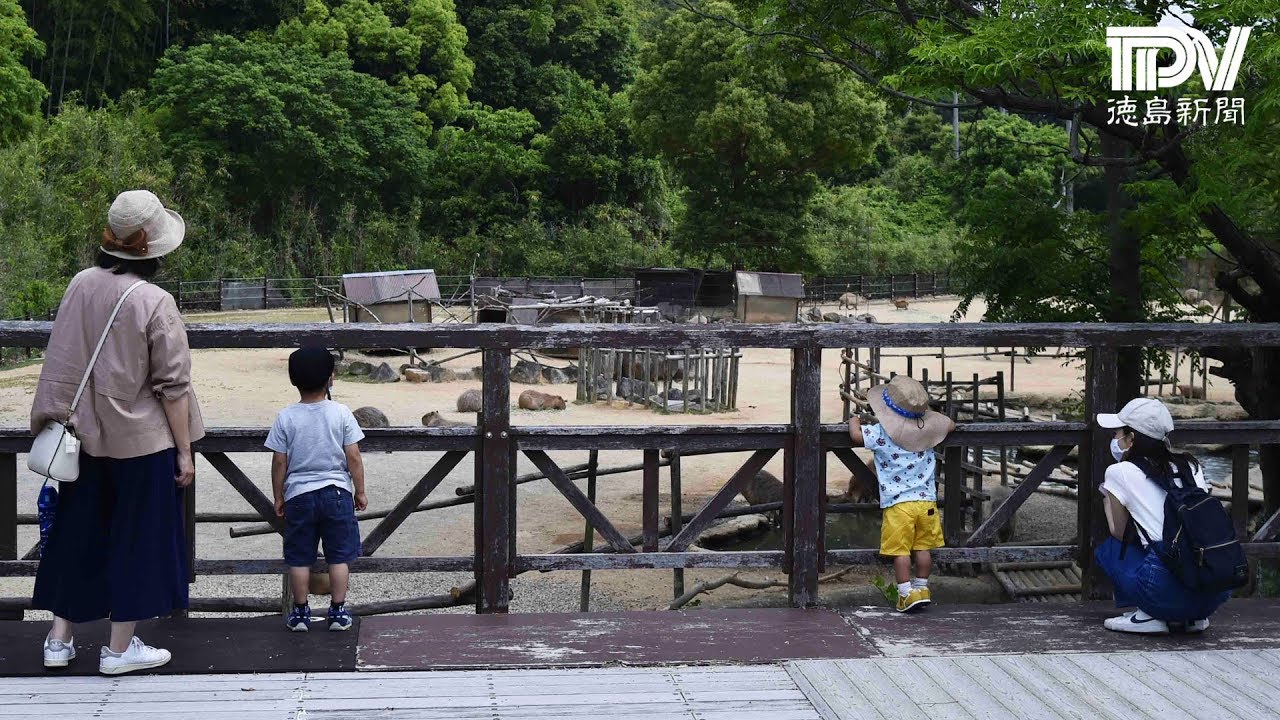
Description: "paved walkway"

(3, 650), (1279, 719)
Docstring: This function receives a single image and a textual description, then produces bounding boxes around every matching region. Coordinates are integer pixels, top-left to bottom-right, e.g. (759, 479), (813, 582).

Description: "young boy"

(849, 375), (955, 613)
(267, 345), (368, 631)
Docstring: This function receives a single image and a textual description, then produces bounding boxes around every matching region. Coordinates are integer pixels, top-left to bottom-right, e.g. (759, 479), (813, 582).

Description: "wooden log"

(0, 454), (14, 562)
(643, 449), (660, 552)
(670, 450), (685, 599)
(1234, 445), (1251, 540)
(203, 452), (285, 532)
(580, 450), (598, 612)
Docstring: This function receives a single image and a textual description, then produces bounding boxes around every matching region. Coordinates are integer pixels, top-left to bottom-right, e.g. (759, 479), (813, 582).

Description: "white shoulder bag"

(28, 280), (146, 482)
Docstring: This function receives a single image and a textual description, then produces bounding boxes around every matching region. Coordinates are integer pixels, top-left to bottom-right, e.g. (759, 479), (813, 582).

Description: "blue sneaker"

(286, 604), (311, 632)
(327, 603), (354, 632)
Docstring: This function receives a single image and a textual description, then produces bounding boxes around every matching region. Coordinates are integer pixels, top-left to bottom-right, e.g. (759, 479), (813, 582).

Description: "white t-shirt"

(1100, 459), (1208, 545)
(265, 400), (365, 501)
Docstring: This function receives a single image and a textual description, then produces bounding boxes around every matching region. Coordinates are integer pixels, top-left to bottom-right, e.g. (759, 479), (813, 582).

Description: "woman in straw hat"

(1093, 398), (1231, 634)
(30, 190), (205, 674)
(849, 375), (955, 612)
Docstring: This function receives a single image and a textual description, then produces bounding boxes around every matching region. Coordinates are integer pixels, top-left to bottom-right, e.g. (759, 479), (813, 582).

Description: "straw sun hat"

(100, 190), (186, 260)
(867, 375), (951, 452)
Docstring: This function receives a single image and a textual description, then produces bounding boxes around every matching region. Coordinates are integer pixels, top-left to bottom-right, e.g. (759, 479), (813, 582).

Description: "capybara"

(422, 411), (471, 428)
(893, 298), (910, 310)
(838, 292), (860, 311)
(457, 388), (482, 413)
(518, 389), (567, 411)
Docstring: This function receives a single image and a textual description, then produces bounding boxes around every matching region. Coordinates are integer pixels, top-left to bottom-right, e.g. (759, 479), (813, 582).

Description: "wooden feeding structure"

(341, 269), (441, 323)
(734, 272), (804, 323)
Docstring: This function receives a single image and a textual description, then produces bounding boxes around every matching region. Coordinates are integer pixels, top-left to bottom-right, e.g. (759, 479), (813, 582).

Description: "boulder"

(855, 313), (878, 324)
(806, 306), (823, 322)
(618, 377), (656, 402)
(687, 313), (709, 324)
(422, 411), (471, 428)
(335, 361), (352, 376)
(457, 389), (482, 413)
(404, 368), (431, 383)
(541, 366), (571, 384)
(426, 365), (457, 383)
(696, 515), (771, 546)
(510, 359), (545, 385)
(367, 362), (399, 383)
(562, 365), (580, 382)
(353, 406), (390, 428)
(1167, 401), (1212, 419)
(1214, 404), (1249, 421)
(518, 389), (566, 411)
(347, 361), (373, 376)
(822, 312), (841, 323)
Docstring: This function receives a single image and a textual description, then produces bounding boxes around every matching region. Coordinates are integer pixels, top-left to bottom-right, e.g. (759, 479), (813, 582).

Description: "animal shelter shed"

(634, 268), (735, 317)
(734, 271), (804, 322)
(342, 270), (440, 323)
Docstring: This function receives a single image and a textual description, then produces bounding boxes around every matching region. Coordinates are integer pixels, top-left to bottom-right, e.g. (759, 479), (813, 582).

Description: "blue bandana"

(882, 387), (925, 420)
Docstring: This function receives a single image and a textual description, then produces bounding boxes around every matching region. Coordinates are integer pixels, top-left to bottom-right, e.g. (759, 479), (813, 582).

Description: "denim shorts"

(283, 486), (360, 567)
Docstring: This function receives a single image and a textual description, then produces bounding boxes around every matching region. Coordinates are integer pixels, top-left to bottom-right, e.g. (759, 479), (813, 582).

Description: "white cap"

(1096, 398), (1175, 441)
(102, 190), (185, 260)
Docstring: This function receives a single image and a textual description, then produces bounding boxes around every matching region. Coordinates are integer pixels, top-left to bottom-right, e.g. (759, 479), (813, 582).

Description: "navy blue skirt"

(32, 449), (189, 623)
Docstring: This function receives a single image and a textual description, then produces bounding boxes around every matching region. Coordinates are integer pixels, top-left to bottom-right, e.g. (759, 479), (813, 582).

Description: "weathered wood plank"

(1079, 346), (1118, 600)
(515, 550), (784, 571)
(202, 452), (284, 533)
(785, 661), (885, 720)
(965, 445), (1074, 547)
(643, 449), (659, 552)
(829, 448), (876, 499)
(667, 449), (777, 553)
(361, 451), (468, 557)
(480, 349), (513, 613)
(790, 346), (823, 607)
(0, 454), (14, 563)
(943, 446), (964, 542)
(6, 320), (1280, 349)
(524, 450), (637, 554)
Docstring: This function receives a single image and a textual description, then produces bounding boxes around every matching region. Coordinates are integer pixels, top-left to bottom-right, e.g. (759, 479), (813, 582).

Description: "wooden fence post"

(0, 453), (18, 620)
(1079, 346), (1118, 600)
(789, 344), (822, 607)
(478, 349), (513, 613)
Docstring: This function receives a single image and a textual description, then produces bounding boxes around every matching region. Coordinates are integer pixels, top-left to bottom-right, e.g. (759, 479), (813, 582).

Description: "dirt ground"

(0, 296), (1239, 612)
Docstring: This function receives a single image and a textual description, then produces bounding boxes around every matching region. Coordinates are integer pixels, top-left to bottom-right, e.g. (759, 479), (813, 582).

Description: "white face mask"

(1110, 438), (1127, 463)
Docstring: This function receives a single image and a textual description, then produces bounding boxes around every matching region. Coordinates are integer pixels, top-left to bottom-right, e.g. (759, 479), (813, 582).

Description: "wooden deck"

(3, 650), (1279, 719)
(3, 601), (1280, 717)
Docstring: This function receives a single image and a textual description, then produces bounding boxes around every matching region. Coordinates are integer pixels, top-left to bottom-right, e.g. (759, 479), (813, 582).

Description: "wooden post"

(643, 449), (660, 551)
(1232, 445), (1250, 540)
(682, 349), (690, 414)
(478, 349), (512, 613)
(972, 373), (983, 526)
(1079, 346), (1118, 600)
(670, 451), (684, 598)
(1009, 347), (1016, 392)
(183, 478), (196, 584)
(906, 354), (914, 379)
(175, 281), (182, 312)
(262, 276), (269, 310)
(218, 278), (225, 311)
(945, 372), (955, 419)
(579, 450), (598, 612)
(940, 346), (947, 382)
(0, 454), (15, 565)
(789, 345), (822, 607)
(997, 371), (1009, 487)
(944, 445), (964, 542)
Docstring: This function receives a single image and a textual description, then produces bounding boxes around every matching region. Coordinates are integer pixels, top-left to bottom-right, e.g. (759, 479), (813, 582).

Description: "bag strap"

(67, 280), (146, 418)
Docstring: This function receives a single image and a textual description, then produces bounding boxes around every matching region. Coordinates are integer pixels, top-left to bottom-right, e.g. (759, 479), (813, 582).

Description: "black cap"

(288, 345), (335, 392)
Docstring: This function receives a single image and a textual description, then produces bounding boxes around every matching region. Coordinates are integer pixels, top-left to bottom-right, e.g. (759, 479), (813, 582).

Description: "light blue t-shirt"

(265, 400), (365, 501)
(862, 422), (937, 509)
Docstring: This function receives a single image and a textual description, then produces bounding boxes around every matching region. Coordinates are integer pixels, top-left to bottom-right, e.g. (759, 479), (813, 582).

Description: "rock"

(822, 312), (841, 323)
(335, 361), (352, 376)
(541, 366), (571, 384)
(510, 359), (545, 385)
(403, 368), (431, 383)
(741, 470), (783, 505)
(347, 361), (372, 376)
(687, 313), (709, 324)
(696, 515), (771, 546)
(1167, 401), (1212, 419)
(806, 306), (823, 322)
(1176, 383), (1206, 400)
(457, 389), (482, 413)
(352, 406), (389, 428)
(518, 389), (566, 411)
(422, 411), (470, 428)
(1181, 288), (1203, 303)
(836, 314), (863, 324)
(427, 365), (457, 383)
(453, 368), (476, 382)
(1214, 404), (1248, 421)
(563, 365), (579, 382)
(367, 362), (399, 383)
(618, 377), (656, 402)
(855, 313), (877, 324)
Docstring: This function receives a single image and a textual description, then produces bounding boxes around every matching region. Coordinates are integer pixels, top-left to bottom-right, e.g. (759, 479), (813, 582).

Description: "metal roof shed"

(734, 271), (804, 322)
(341, 270), (440, 323)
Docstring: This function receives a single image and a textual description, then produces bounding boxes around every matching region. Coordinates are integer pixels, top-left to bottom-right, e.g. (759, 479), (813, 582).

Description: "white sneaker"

(1184, 618), (1210, 633)
(43, 635), (76, 668)
(1104, 609), (1169, 634)
(98, 637), (172, 676)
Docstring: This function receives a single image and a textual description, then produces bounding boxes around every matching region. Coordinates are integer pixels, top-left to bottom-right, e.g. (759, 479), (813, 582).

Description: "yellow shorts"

(880, 501), (945, 556)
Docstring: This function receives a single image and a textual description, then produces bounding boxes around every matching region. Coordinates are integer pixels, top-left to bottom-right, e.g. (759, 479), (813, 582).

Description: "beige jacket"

(30, 267), (206, 459)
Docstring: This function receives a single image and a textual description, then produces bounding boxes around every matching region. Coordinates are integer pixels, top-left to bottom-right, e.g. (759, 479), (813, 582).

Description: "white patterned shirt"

(862, 423), (937, 509)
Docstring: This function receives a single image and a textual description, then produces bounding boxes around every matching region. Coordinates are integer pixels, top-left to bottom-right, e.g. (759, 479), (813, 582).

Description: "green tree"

(630, 2), (885, 271)
(0, 0), (46, 144)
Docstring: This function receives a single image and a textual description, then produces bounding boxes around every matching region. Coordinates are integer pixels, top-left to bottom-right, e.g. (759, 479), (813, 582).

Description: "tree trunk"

(1102, 133), (1143, 404)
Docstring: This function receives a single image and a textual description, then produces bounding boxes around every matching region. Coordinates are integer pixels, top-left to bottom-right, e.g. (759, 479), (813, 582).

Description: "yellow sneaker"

(897, 588), (928, 613)
(917, 586), (932, 605)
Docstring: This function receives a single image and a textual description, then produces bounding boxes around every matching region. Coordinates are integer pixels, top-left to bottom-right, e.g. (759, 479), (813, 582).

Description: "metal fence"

(805, 273), (952, 302)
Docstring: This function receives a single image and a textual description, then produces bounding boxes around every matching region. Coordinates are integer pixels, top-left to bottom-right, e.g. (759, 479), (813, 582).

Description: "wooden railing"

(0, 321), (1277, 615)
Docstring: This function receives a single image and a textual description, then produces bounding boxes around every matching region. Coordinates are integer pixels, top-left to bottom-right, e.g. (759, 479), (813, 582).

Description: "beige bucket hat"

(101, 190), (186, 260)
(867, 375), (952, 452)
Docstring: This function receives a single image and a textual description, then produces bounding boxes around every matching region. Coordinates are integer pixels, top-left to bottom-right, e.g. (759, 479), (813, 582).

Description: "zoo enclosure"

(0, 322), (1276, 617)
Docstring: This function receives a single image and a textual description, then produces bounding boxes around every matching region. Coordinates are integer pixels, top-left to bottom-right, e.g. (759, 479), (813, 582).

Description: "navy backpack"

(1131, 457), (1248, 593)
